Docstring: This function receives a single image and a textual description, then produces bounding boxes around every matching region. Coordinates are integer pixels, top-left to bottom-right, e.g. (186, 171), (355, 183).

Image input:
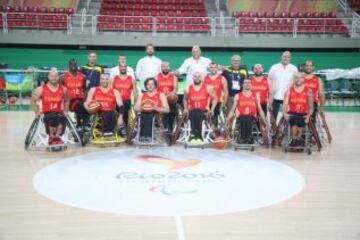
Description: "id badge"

(232, 80), (240, 90)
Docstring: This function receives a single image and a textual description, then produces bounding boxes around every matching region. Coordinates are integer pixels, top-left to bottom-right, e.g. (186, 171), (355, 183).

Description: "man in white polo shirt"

(135, 43), (162, 91)
(268, 51), (298, 121)
(175, 45), (212, 85)
(110, 55), (135, 80)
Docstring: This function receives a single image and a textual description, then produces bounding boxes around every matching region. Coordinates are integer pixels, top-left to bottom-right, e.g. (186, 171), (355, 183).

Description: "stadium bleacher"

(0, 5), (74, 30)
(348, 0), (360, 14)
(0, 0), (357, 36)
(97, 0), (210, 33)
(232, 11), (349, 34)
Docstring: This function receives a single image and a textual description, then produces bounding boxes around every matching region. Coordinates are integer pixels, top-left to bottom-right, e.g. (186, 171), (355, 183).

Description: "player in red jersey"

(250, 64), (272, 116)
(61, 59), (88, 130)
(112, 64), (138, 132)
(283, 73), (313, 147)
(183, 72), (218, 144)
(134, 77), (169, 141)
(204, 62), (228, 126)
(156, 61), (178, 133)
(85, 74), (125, 137)
(31, 69), (69, 145)
(304, 60), (325, 120)
(227, 79), (266, 144)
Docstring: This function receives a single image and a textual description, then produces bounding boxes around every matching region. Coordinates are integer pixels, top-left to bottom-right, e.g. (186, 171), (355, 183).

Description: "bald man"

(268, 51), (298, 121)
(31, 69), (69, 145)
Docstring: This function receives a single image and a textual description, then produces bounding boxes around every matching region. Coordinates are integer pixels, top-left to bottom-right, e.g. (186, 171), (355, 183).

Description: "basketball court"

(1, 110), (359, 240)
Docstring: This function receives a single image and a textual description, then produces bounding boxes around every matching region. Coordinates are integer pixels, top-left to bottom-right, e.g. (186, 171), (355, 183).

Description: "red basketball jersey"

(204, 74), (223, 102)
(92, 87), (117, 111)
(157, 72), (175, 95)
(41, 84), (65, 113)
(304, 75), (320, 104)
(288, 86), (309, 114)
(236, 92), (257, 117)
(63, 71), (85, 99)
(250, 75), (269, 104)
(113, 75), (133, 101)
(188, 84), (209, 110)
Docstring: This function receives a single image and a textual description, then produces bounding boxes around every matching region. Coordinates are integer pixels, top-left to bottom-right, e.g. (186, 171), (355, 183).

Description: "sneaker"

(236, 137), (244, 144)
(85, 124), (92, 132)
(103, 132), (114, 137)
(53, 137), (63, 145)
(48, 137), (55, 145)
(196, 138), (204, 144)
(76, 126), (82, 133)
(118, 126), (127, 137)
(190, 137), (198, 144)
(290, 140), (296, 147)
(296, 139), (305, 147)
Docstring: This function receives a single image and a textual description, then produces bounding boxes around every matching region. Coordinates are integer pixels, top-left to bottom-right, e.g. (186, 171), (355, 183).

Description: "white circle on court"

(33, 148), (304, 216)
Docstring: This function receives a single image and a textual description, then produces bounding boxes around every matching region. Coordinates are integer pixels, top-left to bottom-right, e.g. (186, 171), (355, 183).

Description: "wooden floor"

(1, 111), (360, 240)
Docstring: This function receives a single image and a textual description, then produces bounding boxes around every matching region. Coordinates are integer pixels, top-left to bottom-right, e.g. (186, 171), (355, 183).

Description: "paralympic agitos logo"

(116, 155), (225, 196)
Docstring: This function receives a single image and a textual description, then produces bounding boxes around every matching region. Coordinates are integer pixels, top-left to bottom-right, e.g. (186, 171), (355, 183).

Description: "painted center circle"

(33, 148), (304, 216)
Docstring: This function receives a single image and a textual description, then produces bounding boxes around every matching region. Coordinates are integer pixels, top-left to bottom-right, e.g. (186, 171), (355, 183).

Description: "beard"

(162, 70), (169, 75)
(120, 70), (127, 75)
(194, 80), (201, 86)
(255, 72), (262, 76)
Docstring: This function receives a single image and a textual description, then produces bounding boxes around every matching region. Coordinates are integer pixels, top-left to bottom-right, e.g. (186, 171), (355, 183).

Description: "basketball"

(142, 99), (155, 112)
(213, 136), (227, 149)
(142, 104), (154, 112)
(9, 96), (17, 106)
(87, 101), (101, 114)
(167, 94), (178, 103)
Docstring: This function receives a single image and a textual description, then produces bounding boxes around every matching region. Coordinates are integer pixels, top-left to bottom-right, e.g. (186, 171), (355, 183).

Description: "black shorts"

(43, 112), (66, 133)
(288, 112), (306, 128)
(69, 98), (87, 114)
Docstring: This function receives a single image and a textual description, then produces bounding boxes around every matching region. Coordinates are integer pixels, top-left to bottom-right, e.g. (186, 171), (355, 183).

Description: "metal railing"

(1, 12), (359, 38)
(236, 17), (357, 37)
(95, 15), (211, 35)
(3, 12), (70, 33)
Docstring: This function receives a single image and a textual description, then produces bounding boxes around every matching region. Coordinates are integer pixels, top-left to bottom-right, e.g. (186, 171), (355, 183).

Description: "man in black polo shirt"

(222, 54), (248, 111)
(81, 50), (104, 90)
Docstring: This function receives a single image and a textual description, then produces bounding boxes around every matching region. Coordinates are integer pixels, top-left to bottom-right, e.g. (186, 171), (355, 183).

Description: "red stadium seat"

(66, 8), (74, 15)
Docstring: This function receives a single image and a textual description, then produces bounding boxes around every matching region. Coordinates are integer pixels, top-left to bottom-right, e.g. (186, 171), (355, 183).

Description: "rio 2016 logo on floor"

(117, 155), (225, 195)
(33, 148), (305, 216)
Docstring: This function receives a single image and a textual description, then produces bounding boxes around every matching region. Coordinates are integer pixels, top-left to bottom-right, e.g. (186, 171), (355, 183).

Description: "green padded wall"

(0, 47), (359, 71)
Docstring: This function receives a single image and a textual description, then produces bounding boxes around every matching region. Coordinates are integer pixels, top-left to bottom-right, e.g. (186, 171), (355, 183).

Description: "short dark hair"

(69, 58), (77, 64)
(144, 77), (157, 90)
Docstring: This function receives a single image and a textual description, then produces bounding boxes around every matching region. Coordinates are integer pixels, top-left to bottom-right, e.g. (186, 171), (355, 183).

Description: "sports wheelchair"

(24, 114), (82, 151)
(225, 115), (269, 151)
(172, 111), (217, 149)
(314, 111), (332, 145)
(85, 112), (127, 146)
(275, 116), (322, 155)
(127, 112), (171, 147)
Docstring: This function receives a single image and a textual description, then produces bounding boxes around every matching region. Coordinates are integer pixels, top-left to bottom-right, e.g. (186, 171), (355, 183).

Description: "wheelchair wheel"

(126, 115), (139, 145)
(24, 117), (40, 150)
(307, 148), (312, 155)
(80, 115), (95, 146)
(65, 116), (83, 146)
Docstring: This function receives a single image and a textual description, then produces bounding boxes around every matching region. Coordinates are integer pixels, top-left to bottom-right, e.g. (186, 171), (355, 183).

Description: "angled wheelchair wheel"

(80, 115), (95, 146)
(65, 115), (83, 146)
(24, 117), (40, 150)
(126, 114), (139, 145)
